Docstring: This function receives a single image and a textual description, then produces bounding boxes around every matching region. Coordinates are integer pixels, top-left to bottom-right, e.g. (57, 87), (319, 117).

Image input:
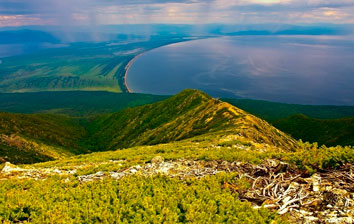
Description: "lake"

(126, 35), (354, 105)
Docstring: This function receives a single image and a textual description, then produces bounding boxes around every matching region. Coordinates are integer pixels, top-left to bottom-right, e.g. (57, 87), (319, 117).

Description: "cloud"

(0, 0), (354, 27)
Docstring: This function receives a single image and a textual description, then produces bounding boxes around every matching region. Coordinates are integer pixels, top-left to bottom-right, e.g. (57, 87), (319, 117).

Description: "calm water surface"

(127, 36), (354, 105)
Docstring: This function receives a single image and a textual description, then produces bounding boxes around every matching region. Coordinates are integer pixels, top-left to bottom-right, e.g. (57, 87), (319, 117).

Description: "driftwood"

(224, 161), (354, 223)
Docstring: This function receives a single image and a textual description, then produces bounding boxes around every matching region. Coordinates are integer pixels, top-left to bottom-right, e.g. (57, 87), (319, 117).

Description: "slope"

(0, 113), (87, 164)
(88, 89), (297, 151)
(0, 91), (167, 117)
(273, 114), (354, 147)
(223, 98), (354, 120)
(223, 98), (354, 146)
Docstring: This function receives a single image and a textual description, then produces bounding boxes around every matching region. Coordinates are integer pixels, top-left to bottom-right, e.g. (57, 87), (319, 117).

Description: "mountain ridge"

(84, 89), (298, 151)
(0, 89), (297, 164)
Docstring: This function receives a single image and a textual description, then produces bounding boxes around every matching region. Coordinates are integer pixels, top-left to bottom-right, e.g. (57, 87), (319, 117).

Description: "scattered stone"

(1, 162), (78, 180)
(1, 162), (26, 173)
(2, 159), (354, 223)
(130, 168), (138, 174)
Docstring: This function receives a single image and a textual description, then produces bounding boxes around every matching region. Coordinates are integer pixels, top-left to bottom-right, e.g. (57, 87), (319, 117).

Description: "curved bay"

(127, 36), (354, 105)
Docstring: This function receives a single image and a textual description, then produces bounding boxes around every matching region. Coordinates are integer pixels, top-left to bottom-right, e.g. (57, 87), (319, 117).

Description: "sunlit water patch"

(127, 36), (354, 105)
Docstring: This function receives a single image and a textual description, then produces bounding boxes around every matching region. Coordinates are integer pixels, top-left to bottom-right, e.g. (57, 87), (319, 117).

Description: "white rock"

(68, 169), (77, 175)
(52, 169), (62, 174)
(1, 162), (26, 173)
(110, 172), (124, 179)
(313, 183), (320, 192)
(130, 169), (138, 173)
(96, 171), (105, 176)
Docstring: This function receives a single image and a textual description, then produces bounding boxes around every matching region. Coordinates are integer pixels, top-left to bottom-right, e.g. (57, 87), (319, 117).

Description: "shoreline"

(124, 52), (145, 93)
(123, 37), (208, 93)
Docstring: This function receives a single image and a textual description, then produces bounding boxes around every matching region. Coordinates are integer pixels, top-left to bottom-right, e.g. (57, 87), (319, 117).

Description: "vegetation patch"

(0, 174), (282, 224)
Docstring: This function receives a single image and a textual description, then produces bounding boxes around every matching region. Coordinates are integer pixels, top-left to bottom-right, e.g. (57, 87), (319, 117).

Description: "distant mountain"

(0, 29), (60, 44)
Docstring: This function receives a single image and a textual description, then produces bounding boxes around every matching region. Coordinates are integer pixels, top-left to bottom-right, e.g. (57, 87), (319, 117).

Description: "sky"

(1, 0), (354, 27)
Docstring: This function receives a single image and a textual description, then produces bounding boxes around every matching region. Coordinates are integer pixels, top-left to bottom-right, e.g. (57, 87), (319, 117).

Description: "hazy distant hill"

(0, 30), (59, 44)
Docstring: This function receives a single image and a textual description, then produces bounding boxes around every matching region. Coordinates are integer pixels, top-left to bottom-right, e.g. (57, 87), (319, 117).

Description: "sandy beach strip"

(124, 53), (144, 93)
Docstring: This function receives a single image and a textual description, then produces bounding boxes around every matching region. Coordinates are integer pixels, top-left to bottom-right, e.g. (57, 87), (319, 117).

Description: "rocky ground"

(1, 157), (353, 224)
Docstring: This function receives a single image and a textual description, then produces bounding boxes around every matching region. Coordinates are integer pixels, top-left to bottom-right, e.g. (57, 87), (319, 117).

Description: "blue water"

(127, 35), (354, 105)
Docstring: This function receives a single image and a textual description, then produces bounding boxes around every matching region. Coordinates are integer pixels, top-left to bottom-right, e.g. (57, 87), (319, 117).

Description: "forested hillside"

(224, 98), (354, 146)
(87, 89), (297, 151)
(273, 114), (354, 147)
(0, 113), (87, 164)
(0, 91), (167, 117)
